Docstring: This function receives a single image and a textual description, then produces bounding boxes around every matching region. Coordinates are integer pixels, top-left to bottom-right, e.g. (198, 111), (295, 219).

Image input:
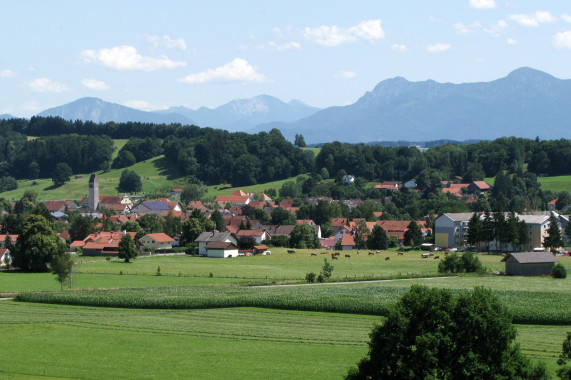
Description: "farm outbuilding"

(501, 252), (559, 276)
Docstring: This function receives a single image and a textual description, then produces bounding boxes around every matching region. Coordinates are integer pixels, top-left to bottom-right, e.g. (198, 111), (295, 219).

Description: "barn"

(501, 252), (559, 276)
(204, 242), (239, 258)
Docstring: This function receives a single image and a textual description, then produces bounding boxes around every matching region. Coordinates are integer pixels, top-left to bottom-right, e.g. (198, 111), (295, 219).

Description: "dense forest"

(1, 117), (570, 192)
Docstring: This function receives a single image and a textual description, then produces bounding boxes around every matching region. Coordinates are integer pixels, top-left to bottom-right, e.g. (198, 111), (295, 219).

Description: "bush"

(553, 263), (567, 279)
(438, 252), (483, 274)
(317, 274), (325, 283)
(305, 272), (317, 283)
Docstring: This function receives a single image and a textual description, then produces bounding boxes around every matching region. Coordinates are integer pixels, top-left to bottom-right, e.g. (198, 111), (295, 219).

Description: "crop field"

(0, 301), (566, 379)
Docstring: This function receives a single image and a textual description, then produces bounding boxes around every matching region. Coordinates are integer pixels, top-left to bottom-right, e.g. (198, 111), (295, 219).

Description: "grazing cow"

(368, 252), (375, 256)
(287, 249), (296, 253)
(398, 251), (404, 256)
(385, 256), (390, 261)
(376, 250), (381, 254)
(331, 254), (339, 260)
(321, 252), (327, 254)
(434, 256), (440, 259)
(345, 254), (351, 258)
(311, 253), (317, 256)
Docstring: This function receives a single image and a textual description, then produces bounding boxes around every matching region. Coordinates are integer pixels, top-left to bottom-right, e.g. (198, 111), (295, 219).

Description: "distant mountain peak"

(505, 67), (556, 82)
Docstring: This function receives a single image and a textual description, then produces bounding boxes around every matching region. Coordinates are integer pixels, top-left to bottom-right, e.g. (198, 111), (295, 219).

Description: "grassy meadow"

(3, 249), (571, 379)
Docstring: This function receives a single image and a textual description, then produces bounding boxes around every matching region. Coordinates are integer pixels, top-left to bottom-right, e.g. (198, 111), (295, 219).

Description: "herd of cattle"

(308, 250), (442, 260)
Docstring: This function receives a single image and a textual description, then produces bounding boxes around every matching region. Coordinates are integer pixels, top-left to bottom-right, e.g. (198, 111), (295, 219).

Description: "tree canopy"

(118, 234), (137, 263)
(347, 286), (547, 380)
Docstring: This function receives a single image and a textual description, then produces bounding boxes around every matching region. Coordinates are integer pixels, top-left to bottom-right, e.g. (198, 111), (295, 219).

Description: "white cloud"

(469, 0), (497, 9)
(561, 14), (571, 24)
(509, 11), (557, 27)
(82, 78), (109, 90)
(179, 58), (268, 84)
(148, 35), (187, 50)
(506, 37), (518, 45)
(429, 15), (442, 23)
(0, 69), (15, 78)
(28, 78), (68, 93)
(267, 41), (301, 51)
(426, 43), (451, 52)
(335, 71), (356, 79)
(554, 31), (571, 49)
(484, 20), (508, 36)
(304, 20), (384, 46)
(455, 22), (482, 35)
(21, 102), (43, 112)
(81, 45), (186, 71)
(391, 44), (408, 52)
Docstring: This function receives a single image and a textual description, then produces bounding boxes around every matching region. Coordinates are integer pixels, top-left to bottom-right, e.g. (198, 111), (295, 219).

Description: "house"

(215, 189), (251, 208)
(195, 231), (238, 255)
(260, 225), (296, 239)
(170, 188), (183, 197)
(0, 248), (12, 266)
(468, 181), (491, 193)
(320, 237), (337, 250)
(73, 231), (137, 256)
(342, 175), (355, 184)
(340, 233), (356, 250)
(130, 201), (173, 216)
(374, 182), (400, 192)
(501, 252), (559, 276)
(139, 233), (175, 251)
(43, 200), (78, 213)
(253, 245), (269, 255)
(434, 213), (475, 248)
(331, 225), (352, 241)
(377, 220), (428, 242)
(204, 241), (239, 258)
(187, 201), (208, 211)
(236, 229), (270, 244)
(548, 198), (558, 210)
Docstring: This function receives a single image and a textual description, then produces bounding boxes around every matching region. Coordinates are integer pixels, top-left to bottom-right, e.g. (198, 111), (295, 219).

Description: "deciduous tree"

(118, 234), (137, 263)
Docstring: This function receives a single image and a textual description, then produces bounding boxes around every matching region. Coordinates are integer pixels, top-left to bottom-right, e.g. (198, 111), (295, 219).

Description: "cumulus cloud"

(267, 41), (301, 51)
(509, 11), (557, 27)
(562, 14), (571, 24)
(506, 37), (518, 45)
(81, 45), (186, 71)
(554, 31), (571, 49)
(335, 71), (356, 79)
(0, 69), (15, 78)
(426, 43), (451, 52)
(304, 20), (384, 46)
(455, 22), (482, 35)
(82, 78), (109, 90)
(391, 44), (408, 52)
(147, 35), (187, 50)
(28, 78), (68, 93)
(179, 58), (268, 84)
(469, 0), (497, 9)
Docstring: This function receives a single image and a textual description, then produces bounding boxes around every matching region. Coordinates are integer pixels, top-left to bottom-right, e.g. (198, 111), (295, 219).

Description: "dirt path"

(255, 276), (454, 288)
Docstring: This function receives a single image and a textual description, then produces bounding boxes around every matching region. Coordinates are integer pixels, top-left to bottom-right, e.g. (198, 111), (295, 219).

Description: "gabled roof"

(260, 225), (296, 236)
(330, 218), (348, 227)
(501, 252), (559, 264)
(139, 201), (171, 210)
(232, 189), (247, 196)
(205, 241), (238, 250)
(216, 195), (250, 204)
(439, 213), (475, 222)
(471, 181), (491, 190)
(0, 234), (18, 243)
(236, 229), (266, 237)
(142, 233), (174, 243)
(195, 231), (233, 242)
(341, 233), (355, 246)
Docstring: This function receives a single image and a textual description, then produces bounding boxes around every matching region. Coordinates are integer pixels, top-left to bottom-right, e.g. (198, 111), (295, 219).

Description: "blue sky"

(1, 0), (571, 117)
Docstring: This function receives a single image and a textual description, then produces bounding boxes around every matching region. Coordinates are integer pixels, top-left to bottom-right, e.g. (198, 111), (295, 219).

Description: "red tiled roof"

(330, 218), (348, 227)
(0, 234), (18, 242)
(232, 189), (247, 196)
(236, 230), (265, 237)
(471, 181), (491, 190)
(341, 233), (355, 246)
(144, 233), (174, 242)
(216, 195), (250, 204)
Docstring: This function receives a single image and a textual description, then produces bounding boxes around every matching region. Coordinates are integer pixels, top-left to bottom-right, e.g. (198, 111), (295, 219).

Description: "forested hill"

(0, 117), (570, 193)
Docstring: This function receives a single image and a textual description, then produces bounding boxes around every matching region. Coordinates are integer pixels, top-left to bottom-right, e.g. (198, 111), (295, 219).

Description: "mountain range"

(30, 67), (571, 144)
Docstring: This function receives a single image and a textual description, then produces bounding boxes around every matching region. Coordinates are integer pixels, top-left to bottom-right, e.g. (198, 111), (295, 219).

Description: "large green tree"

(118, 234), (137, 263)
(50, 252), (74, 290)
(12, 215), (66, 272)
(403, 221), (424, 247)
(118, 169), (142, 193)
(51, 162), (72, 186)
(466, 212), (482, 247)
(289, 223), (320, 249)
(346, 286), (547, 380)
(543, 212), (563, 253)
(367, 225), (388, 250)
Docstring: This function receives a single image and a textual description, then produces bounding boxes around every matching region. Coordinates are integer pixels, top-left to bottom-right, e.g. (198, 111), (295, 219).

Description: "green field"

(0, 302), (566, 379)
(485, 174), (571, 194)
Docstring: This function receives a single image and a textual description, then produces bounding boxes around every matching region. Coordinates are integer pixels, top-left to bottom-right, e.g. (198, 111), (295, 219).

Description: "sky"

(1, 0), (571, 117)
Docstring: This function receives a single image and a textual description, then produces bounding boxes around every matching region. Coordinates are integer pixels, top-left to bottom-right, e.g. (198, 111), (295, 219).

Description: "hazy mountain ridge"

(254, 67), (571, 144)
(155, 95), (320, 132)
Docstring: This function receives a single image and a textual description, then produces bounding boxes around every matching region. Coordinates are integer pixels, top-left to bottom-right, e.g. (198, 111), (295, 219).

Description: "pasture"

(0, 302), (567, 379)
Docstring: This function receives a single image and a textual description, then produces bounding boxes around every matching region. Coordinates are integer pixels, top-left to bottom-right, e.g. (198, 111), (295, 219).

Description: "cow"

(397, 251), (404, 256)
(434, 256), (440, 259)
(376, 250), (381, 254)
(331, 254), (339, 260)
(311, 253), (317, 256)
(385, 256), (390, 261)
(345, 254), (351, 258)
(368, 252), (375, 256)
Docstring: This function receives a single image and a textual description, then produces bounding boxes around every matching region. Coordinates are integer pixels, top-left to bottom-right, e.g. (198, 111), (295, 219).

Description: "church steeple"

(88, 173), (99, 210)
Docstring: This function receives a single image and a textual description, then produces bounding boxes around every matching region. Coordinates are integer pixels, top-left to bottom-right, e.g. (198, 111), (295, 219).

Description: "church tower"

(88, 173), (99, 210)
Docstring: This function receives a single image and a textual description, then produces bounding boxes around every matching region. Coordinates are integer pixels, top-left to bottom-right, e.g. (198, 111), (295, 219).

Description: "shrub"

(438, 252), (483, 274)
(317, 274), (325, 283)
(305, 272), (317, 283)
(553, 263), (567, 279)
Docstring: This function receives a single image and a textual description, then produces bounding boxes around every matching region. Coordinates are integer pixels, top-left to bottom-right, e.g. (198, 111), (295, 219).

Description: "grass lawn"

(0, 302), (565, 379)
(538, 175), (571, 194)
